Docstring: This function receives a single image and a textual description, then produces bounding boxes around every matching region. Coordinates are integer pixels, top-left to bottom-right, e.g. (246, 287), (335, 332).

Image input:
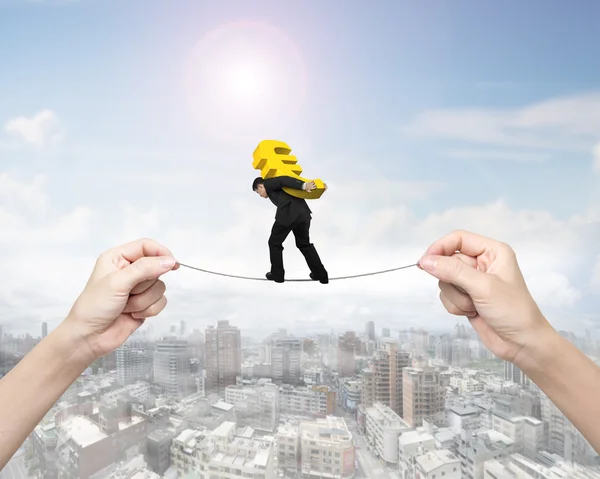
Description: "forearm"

(517, 323), (600, 453)
(0, 320), (93, 468)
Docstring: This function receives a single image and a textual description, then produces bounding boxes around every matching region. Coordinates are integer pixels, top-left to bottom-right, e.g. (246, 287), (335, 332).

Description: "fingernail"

(161, 257), (176, 268)
(419, 255), (437, 271)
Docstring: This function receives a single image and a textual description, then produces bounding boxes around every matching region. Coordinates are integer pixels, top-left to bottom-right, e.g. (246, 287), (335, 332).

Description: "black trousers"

(268, 212), (326, 280)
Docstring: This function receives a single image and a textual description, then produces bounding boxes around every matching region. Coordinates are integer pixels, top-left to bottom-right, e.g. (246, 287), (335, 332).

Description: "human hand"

(418, 229), (552, 364)
(304, 181), (317, 192)
(63, 238), (179, 363)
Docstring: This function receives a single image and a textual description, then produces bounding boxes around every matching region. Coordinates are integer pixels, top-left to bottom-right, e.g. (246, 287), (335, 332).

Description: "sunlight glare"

(184, 21), (308, 142)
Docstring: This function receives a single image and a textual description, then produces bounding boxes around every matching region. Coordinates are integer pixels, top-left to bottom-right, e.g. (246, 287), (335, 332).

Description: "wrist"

(512, 316), (562, 377)
(52, 319), (98, 369)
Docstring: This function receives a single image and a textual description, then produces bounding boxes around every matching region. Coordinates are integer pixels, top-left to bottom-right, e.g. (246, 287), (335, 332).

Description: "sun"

(183, 21), (308, 141)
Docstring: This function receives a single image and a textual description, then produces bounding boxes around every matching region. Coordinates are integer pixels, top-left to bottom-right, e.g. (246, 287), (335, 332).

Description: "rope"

(177, 262), (419, 282)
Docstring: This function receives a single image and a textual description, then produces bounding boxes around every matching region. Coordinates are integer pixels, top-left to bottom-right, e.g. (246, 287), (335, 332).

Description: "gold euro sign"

(252, 140), (326, 199)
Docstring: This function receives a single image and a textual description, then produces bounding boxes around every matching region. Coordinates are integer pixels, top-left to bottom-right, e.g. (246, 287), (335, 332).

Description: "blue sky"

(0, 0), (599, 337)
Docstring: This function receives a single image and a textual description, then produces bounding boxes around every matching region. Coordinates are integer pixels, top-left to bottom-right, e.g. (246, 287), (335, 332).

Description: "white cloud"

(4, 110), (64, 148)
(1, 163), (595, 338)
(403, 91), (600, 152)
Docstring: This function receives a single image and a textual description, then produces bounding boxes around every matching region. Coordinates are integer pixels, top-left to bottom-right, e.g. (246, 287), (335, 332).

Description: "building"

(457, 429), (514, 479)
(365, 321), (375, 341)
(505, 361), (531, 388)
(42, 322), (48, 339)
(398, 427), (437, 478)
(299, 416), (355, 478)
(485, 452), (600, 479)
(365, 403), (412, 466)
(490, 409), (544, 460)
(117, 346), (152, 386)
(336, 331), (358, 377)
(361, 340), (410, 416)
(225, 383), (279, 432)
(402, 367), (446, 427)
(414, 449), (460, 479)
(153, 337), (191, 397)
(145, 430), (173, 476)
(341, 379), (362, 412)
(170, 422), (275, 479)
(276, 423), (300, 475)
(54, 403), (148, 479)
(205, 320), (242, 395)
(279, 384), (336, 416)
(271, 336), (302, 384)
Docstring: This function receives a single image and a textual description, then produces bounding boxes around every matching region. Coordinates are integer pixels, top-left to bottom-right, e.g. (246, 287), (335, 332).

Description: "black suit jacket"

(263, 176), (312, 226)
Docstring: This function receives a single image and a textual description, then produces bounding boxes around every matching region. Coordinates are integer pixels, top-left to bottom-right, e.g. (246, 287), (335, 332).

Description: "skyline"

(0, 0), (599, 337)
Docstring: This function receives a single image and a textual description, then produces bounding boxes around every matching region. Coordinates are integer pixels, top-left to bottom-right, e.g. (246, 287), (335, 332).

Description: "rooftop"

(212, 421), (236, 438)
(416, 449), (460, 473)
(400, 429), (435, 447)
(212, 400), (234, 412)
(60, 416), (107, 448)
(448, 405), (479, 416)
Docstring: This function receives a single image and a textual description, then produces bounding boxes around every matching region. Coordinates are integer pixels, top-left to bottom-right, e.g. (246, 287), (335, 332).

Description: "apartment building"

(299, 416), (355, 479)
(170, 422), (275, 479)
(365, 403), (412, 466)
(403, 367), (446, 427)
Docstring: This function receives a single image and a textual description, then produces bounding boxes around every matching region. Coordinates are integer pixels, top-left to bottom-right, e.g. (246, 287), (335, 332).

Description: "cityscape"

(1, 319), (600, 479)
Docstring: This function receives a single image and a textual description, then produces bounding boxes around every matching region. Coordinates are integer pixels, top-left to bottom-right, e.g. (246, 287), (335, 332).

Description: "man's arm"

(263, 176), (306, 192)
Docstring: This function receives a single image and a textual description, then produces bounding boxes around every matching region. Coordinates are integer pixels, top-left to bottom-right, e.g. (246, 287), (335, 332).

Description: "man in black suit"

(252, 175), (329, 284)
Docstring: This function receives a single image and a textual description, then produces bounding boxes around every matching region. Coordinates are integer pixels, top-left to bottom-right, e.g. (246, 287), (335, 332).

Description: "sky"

(0, 0), (599, 340)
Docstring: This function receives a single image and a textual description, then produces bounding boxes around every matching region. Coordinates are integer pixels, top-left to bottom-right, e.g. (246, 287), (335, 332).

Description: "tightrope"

(177, 262), (419, 282)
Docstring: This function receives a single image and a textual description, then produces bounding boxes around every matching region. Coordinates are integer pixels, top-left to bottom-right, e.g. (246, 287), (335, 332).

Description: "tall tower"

(361, 339), (410, 416)
(205, 320), (242, 395)
(41, 322), (48, 339)
(153, 337), (191, 397)
(271, 335), (303, 384)
(402, 366), (446, 427)
(365, 321), (375, 341)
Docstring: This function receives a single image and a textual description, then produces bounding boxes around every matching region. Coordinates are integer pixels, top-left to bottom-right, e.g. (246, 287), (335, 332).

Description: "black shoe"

(266, 272), (284, 283)
(310, 271), (329, 284)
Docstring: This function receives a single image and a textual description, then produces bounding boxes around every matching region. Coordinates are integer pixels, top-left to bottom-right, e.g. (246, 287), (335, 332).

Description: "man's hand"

(419, 229), (552, 365)
(64, 238), (178, 361)
(303, 181), (317, 192)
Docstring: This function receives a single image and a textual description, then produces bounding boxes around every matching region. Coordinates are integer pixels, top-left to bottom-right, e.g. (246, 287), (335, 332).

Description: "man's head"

(252, 177), (268, 198)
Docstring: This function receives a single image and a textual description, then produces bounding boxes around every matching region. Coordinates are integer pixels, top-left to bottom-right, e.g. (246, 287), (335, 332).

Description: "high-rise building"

(504, 361), (531, 388)
(117, 345), (152, 386)
(402, 366), (446, 427)
(271, 336), (302, 384)
(41, 322), (48, 339)
(153, 337), (191, 397)
(361, 340), (410, 416)
(205, 320), (242, 395)
(382, 328), (391, 338)
(337, 331), (358, 377)
(365, 321), (375, 341)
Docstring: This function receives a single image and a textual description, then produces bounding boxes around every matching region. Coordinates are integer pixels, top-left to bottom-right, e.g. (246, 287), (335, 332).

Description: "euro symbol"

(252, 140), (326, 199)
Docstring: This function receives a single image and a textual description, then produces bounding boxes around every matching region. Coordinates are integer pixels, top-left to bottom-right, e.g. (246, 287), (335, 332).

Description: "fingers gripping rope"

(177, 262), (419, 282)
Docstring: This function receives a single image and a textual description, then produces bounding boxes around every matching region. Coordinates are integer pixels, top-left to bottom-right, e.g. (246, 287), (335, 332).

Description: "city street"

(347, 422), (390, 479)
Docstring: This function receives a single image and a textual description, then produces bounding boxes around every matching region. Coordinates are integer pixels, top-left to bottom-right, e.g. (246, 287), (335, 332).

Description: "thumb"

(111, 256), (177, 293)
(419, 254), (488, 297)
